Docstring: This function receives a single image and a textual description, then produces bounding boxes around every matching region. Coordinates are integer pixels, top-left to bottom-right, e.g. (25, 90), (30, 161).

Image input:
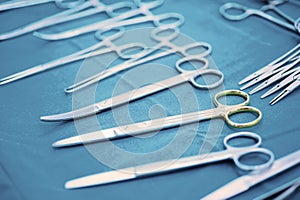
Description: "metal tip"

(269, 90), (288, 105)
(65, 180), (82, 189)
(40, 113), (74, 122)
(52, 136), (82, 148)
(33, 31), (60, 41)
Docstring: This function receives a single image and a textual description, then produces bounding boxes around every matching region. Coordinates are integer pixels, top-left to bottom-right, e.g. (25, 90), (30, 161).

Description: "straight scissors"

(65, 26), (210, 93)
(0, 1), (137, 40)
(41, 56), (224, 122)
(64, 132), (273, 189)
(0, 0), (84, 11)
(219, 0), (300, 34)
(33, 0), (184, 40)
(52, 90), (261, 147)
(0, 28), (147, 85)
(202, 149), (300, 200)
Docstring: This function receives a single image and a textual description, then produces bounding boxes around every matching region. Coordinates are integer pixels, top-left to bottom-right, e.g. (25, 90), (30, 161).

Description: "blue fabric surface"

(0, 0), (299, 200)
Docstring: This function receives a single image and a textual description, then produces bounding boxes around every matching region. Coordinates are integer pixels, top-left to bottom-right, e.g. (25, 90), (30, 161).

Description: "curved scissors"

(34, 0), (184, 40)
(41, 56), (224, 122)
(219, 1), (300, 33)
(65, 26), (211, 93)
(0, 0), (84, 11)
(0, 28), (147, 85)
(52, 90), (262, 147)
(63, 132), (273, 189)
(0, 1), (136, 40)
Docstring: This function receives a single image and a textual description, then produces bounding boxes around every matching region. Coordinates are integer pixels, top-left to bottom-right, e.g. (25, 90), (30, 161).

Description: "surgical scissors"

(41, 56), (224, 122)
(220, 0), (300, 34)
(34, 0), (184, 40)
(0, 1), (136, 40)
(0, 0), (84, 11)
(52, 90), (262, 147)
(202, 149), (300, 200)
(64, 132), (273, 189)
(65, 26), (211, 93)
(0, 28), (147, 85)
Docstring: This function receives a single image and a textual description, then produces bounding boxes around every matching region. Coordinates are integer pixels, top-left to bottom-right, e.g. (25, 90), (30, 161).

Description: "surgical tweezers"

(0, 28), (146, 85)
(0, 0), (136, 40)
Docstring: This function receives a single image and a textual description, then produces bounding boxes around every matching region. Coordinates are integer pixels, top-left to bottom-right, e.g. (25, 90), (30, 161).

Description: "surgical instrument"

(254, 176), (300, 200)
(64, 132), (273, 189)
(0, 1), (136, 40)
(34, 0), (184, 40)
(239, 44), (300, 105)
(248, 56), (300, 94)
(239, 44), (300, 86)
(0, 0), (84, 11)
(264, 67), (300, 105)
(41, 56), (224, 122)
(0, 28), (146, 85)
(52, 90), (261, 147)
(202, 149), (300, 200)
(65, 26), (210, 93)
(219, 0), (300, 34)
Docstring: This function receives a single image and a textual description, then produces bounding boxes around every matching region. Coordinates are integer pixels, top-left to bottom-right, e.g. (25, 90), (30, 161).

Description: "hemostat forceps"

(34, 0), (184, 40)
(0, 0), (84, 11)
(220, 0), (300, 34)
(52, 90), (262, 147)
(64, 132), (271, 189)
(0, 1), (136, 40)
(0, 28), (146, 85)
(65, 26), (211, 93)
(40, 56), (224, 122)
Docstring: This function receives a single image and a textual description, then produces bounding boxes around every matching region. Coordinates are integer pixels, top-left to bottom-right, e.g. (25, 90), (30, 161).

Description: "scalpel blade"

(201, 149), (300, 200)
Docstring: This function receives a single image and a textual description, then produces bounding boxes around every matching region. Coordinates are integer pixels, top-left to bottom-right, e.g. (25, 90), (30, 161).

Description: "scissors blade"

(202, 149), (300, 200)
(66, 150), (234, 189)
(40, 104), (100, 122)
(42, 71), (191, 121)
(53, 108), (217, 147)
(65, 168), (136, 189)
(202, 177), (251, 200)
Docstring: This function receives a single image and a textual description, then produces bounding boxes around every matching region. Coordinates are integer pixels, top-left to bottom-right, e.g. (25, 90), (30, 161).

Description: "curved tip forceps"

(33, 0), (184, 41)
(0, 0), (137, 40)
(52, 90), (262, 148)
(219, 0), (300, 34)
(0, 27), (147, 85)
(41, 56), (224, 122)
(64, 26), (211, 93)
(63, 132), (273, 189)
